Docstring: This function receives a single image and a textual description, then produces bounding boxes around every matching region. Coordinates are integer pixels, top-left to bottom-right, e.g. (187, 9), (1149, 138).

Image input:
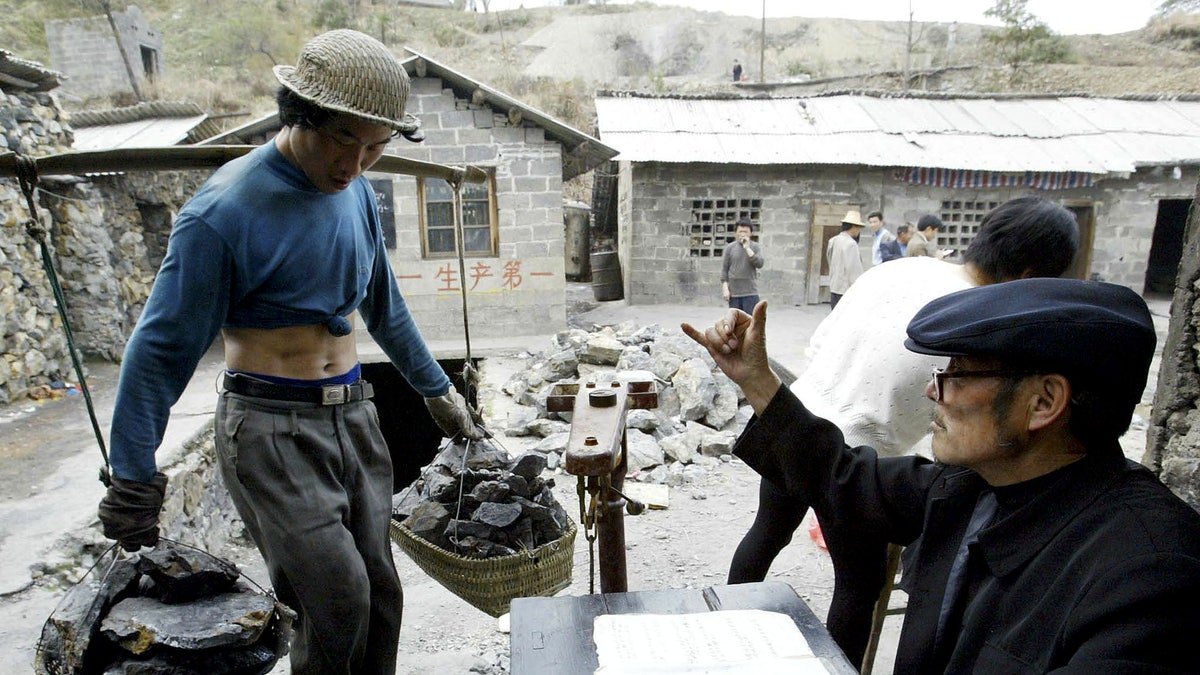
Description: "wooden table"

(509, 581), (858, 674)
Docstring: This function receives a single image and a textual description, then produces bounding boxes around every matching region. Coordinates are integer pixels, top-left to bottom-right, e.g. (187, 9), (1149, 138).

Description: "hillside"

(9, 2), (1200, 138)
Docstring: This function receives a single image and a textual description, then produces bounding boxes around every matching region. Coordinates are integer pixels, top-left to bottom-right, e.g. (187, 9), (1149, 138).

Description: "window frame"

(417, 170), (499, 259)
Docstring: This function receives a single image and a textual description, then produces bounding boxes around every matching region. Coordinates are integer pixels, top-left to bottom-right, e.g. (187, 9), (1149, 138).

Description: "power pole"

(760, 0), (766, 83)
(99, 0), (143, 101)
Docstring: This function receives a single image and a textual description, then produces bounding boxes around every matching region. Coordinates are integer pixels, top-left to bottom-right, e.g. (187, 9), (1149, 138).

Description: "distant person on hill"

(733, 60), (743, 82)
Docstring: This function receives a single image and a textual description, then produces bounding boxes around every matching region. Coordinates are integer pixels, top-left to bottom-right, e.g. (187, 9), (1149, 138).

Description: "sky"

(482, 0), (1164, 36)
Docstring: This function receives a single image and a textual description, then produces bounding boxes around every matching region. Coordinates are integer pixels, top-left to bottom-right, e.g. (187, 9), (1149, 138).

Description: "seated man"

(682, 279), (1200, 673)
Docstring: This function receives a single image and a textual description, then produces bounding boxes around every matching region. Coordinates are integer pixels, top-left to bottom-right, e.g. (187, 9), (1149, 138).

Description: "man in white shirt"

(867, 210), (895, 266)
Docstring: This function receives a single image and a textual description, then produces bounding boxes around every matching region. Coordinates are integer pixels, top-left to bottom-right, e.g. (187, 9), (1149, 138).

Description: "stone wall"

(0, 88), (206, 403)
(1, 91), (74, 404)
(1146, 185), (1200, 510)
(617, 162), (1194, 306)
(380, 76), (568, 342)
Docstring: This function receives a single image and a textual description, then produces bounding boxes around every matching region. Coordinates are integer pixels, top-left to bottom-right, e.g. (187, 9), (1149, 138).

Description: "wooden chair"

(860, 543), (906, 674)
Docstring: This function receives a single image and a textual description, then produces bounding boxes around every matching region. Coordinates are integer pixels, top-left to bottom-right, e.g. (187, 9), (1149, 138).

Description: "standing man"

(906, 214), (943, 257)
(826, 210), (865, 310)
(97, 29), (481, 675)
(721, 217), (765, 313)
(866, 210), (895, 265)
(733, 60), (743, 82)
(728, 197), (1079, 666)
(683, 279), (1200, 674)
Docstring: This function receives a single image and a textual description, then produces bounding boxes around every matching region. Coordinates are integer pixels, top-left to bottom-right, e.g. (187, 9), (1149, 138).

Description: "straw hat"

(841, 210), (866, 227)
(274, 29), (422, 140)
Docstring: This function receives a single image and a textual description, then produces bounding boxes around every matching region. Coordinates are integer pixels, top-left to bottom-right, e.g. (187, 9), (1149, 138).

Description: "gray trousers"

(215, 391), (401, 675)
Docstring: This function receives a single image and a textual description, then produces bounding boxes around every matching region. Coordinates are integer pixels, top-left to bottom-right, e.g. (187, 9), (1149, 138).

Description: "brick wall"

(379, 76), (568, 342)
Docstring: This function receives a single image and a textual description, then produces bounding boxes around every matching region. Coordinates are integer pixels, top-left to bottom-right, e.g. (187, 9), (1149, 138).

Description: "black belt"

(222, 373), (374, 405)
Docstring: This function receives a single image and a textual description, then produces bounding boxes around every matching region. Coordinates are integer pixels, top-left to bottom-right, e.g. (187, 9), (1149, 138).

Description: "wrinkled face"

(926, 356), (1031, 476)
(867, 215), (883, 233)
(288, 115), (393, 194)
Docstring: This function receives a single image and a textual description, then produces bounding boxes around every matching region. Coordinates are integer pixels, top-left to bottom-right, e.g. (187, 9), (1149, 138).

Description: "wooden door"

(806, 201), (856, 304)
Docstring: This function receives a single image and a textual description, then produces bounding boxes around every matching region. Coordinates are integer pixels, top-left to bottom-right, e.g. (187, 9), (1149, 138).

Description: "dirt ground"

(0, 285), (1170, 674)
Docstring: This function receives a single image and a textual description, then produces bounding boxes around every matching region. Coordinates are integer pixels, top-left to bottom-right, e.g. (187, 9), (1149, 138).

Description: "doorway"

(1144, 199), (1191, 294)
(806, 201), (857, 304)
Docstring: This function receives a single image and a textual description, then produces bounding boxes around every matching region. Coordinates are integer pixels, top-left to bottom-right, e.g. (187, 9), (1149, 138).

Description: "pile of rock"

(393, 439), (572, 558)
(35, 542), (293, 675)
(500, 321), (751, 486)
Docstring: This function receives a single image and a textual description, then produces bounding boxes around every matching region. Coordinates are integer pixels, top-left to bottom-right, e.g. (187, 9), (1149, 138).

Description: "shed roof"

(402, 50), (616, 181)
(594, 93), (1200, 175)
(69, 101), (224, 151)
(0, 49), (64, 93)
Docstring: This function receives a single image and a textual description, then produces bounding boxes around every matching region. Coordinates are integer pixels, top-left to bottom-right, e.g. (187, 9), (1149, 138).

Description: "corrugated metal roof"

(595, 94), (1200, 174)
(69, 101), (224, 151)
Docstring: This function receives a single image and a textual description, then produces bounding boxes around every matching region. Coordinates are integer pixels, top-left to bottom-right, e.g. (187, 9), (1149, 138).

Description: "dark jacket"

(879, 237), (903, 262)
(736, 385), (1200, 674)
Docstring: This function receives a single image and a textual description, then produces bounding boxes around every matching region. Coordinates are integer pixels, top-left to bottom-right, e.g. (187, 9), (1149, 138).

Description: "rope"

(14, 155), (111, 475)
(448, 168), (478, 405)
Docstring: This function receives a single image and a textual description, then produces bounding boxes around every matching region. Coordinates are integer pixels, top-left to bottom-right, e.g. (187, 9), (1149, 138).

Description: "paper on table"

(592, 609), (832, 674)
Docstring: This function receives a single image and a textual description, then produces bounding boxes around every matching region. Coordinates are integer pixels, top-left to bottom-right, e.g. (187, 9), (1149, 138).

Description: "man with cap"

(726, 196), (1080, 666)
(683, 279), (1200, 673)
(97, 29), (481, 674)
(906, 213), (944, 258)
(826, 210), (866, 309)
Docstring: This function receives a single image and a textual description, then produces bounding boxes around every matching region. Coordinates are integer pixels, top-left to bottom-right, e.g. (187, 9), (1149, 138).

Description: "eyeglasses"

(930, 368), (1041, 403)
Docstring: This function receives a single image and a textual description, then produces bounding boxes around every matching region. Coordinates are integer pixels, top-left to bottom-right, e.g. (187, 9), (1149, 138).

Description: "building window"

(419, 172), (498, 258)
(939, 199), (999, 256)
(686, 198), (761, 257)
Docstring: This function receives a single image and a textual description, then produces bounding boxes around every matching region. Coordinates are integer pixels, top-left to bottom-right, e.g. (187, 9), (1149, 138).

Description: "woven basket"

(390, 517), (576, 617)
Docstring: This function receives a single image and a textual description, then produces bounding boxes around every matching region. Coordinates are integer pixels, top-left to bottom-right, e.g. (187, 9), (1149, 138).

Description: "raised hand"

(680, 300), (780, 414)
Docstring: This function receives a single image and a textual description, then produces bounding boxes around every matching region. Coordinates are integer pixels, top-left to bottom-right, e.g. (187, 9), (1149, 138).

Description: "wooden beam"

(0, 146), (486, 183)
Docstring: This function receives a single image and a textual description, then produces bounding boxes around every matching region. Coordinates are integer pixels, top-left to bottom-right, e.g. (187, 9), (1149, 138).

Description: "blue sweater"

(109, 142), (450, 482)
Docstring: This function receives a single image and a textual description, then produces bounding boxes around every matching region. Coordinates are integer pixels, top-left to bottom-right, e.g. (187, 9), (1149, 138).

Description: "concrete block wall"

(375, 76), (567, 342)
(45, 5), (163, 100)
(619, 162), (1195, 306)
(1085, 168), (1198, 291)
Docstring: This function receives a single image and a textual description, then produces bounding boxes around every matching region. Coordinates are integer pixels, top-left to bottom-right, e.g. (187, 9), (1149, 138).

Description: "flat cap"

(905, 278), (1156, 406)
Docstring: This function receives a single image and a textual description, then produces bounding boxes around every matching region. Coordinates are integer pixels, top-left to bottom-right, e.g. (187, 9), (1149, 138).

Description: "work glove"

(98, 472), (168, 552)
(425, 384), (485, 441)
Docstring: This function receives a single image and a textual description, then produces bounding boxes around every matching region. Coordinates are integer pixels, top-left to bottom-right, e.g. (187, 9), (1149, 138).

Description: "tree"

(984, 0), (1070, 82)
(1157, 0), (1200, 16)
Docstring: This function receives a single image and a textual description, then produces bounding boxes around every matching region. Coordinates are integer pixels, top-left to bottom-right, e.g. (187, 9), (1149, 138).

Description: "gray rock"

(528, 417), (571, 438)
(672, 358), (717, 422)
(700, 430), (738, 457)
(626, 408), (659, 432)
(472, 502), (523, 528)
(650, 350), (684, 381)
(546, 348), (580, 380)
(705, 372), (741, 429)
(505, 405), (540, 435)
(101, 591), (275, 653)
(531, 432), (570, 454)
(616, 346), (653, 372)
(469, 480), (513, 504)
(510, 452), (548, 479)
(35, 557), (140, 674)
(136, 544), (240, 604)
(626, 430), (665, 471)
(579, 335), (624, 365)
